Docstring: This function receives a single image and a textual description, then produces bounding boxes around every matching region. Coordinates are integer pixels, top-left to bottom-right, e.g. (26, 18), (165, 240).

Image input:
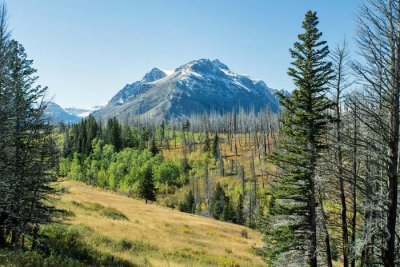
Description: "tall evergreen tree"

(202, 132), (210, 153)
(179, 190), (195, 213)
(0, 3), (11, 245)
(105, 117), (122, 152)
(211, 132), (219, 159)
(265, 11), (333, 266)
(221, 196), (236, 223)
(149, 138), (159, 156)
(210, 183), (225, 220)
(0, 38), (58, 248)
(235, 194), (245, 225)
(138, 166), (157, 204)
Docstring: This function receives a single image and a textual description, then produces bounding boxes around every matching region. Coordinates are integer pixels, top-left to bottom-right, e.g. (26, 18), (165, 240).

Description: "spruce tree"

(105, 117), (122, 152)
(0, 3), (11, 245)
(149, 138), (159, 156)
(0, 38), (58, 248)
(138, 166), (157, 204)
(211, 132), (219, 159)
(202, 132), (210, 153)
(265, 11), (333, 266)
(180, 155), (191, 184)
(179, 190), (195, 213)
(210, 183), (226, 220)
(235, 194), (245, 225)
(221, 196), (235, 223)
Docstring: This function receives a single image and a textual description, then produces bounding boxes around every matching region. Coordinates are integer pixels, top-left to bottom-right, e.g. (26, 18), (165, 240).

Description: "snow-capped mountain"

(93, 59), (280, 122)
(45, 102), (81, 124)
(45, 103), (105, 124)
(65, 105), (104, 118)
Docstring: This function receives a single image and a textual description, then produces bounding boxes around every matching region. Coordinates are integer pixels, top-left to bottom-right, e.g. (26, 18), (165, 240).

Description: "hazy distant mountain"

(93, 59), (281, 122)
(65, 105), (104, 118)
(45, 102), (81, 124)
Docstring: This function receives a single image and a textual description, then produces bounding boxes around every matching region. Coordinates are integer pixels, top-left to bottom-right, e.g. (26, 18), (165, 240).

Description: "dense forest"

(2, 0), (400, 266)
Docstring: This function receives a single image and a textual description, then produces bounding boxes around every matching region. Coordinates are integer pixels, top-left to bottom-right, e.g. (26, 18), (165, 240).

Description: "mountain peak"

(142, 67), (172, 83)
(178, 58), (229, 74)
(94, 59), (280, 122)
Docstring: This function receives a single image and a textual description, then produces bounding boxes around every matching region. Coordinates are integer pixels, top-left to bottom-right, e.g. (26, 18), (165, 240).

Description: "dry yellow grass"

(58, 179), (265, 267)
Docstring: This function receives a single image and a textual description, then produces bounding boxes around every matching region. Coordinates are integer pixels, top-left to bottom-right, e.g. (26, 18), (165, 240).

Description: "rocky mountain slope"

(93, 59), (280, 122)
(65, 105), (103, 118)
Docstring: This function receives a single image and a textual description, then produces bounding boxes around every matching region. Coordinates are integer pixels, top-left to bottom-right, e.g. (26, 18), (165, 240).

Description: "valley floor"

(57, 179), (265, 267)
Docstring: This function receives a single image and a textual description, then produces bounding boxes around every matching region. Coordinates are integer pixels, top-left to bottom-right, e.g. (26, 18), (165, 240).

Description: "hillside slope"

(58, 180), (265, 267)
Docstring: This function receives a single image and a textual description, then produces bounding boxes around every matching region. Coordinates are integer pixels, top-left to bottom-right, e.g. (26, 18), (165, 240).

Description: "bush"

(179, 190), (195, 213)
(38, 224), (94, 260)
(101, 207), (129, 221)
(0, 249), (81, 267)
(240, 229), (248, 239)
(35, 224), (133, 266)
(70, 201), (128, 221)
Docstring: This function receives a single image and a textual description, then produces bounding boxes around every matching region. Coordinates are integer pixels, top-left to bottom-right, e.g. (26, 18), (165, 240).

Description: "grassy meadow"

(55, 179), (265, 267)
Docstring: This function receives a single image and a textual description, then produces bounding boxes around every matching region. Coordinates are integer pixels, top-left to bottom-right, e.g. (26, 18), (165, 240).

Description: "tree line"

(58, 115), (266, 228)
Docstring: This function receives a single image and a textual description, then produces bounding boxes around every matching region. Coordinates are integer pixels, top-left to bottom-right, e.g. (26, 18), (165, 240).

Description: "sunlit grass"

(58, 179), (265, 266)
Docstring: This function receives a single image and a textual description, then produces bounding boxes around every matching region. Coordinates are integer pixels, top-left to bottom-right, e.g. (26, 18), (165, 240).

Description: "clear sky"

(7, 0), (362, 108)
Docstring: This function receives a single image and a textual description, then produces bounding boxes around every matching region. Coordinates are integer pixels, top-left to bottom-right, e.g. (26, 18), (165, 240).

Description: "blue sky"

(7, 0), (362, 108)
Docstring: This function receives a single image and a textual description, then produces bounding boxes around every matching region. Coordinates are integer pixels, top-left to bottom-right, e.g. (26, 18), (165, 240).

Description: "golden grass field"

(57, 179), (265, 267)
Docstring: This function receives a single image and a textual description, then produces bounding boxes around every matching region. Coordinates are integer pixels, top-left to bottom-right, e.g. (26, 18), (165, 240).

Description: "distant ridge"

(45, 102), (81, 124)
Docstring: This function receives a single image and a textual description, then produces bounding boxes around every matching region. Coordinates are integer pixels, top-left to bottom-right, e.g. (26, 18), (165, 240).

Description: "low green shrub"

(70, 201), (128, 221)
(101, 207), (129, 221)
(112, 238), (157, 253)
(34, 223), (133, 267)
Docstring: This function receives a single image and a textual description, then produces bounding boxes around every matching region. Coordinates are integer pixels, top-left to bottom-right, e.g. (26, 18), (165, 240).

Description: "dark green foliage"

(179, 190), (195, 213)
(235, 194), (245, 225)
(0, 224), (135, 267)
(112, 238), (157, 253)
(211, 133), (219, 159)
(263, 225), (296, 264)
(149, 138), (159, 156)
(0, 18), (59, 249)
(71, 201), (128, 221)
(182, 119), (190, 132)
(202, 132), (211, 153)
(180, 156), (191, 184)
(139, 127), (150, 150)
(100, 207), (129, 221)
(221, 197), (236, 223)
(159, 121), (165, 142)
(210, 183), (226, 219)
(209, 183), (236, 223)
(138, 166), (157, 203)
(37, 224), (94, 260)
(121, 125), (139, 149)
(265, 10), (333, 266)
(105, 117), (123, 152)
(63, 115), (100, 158)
